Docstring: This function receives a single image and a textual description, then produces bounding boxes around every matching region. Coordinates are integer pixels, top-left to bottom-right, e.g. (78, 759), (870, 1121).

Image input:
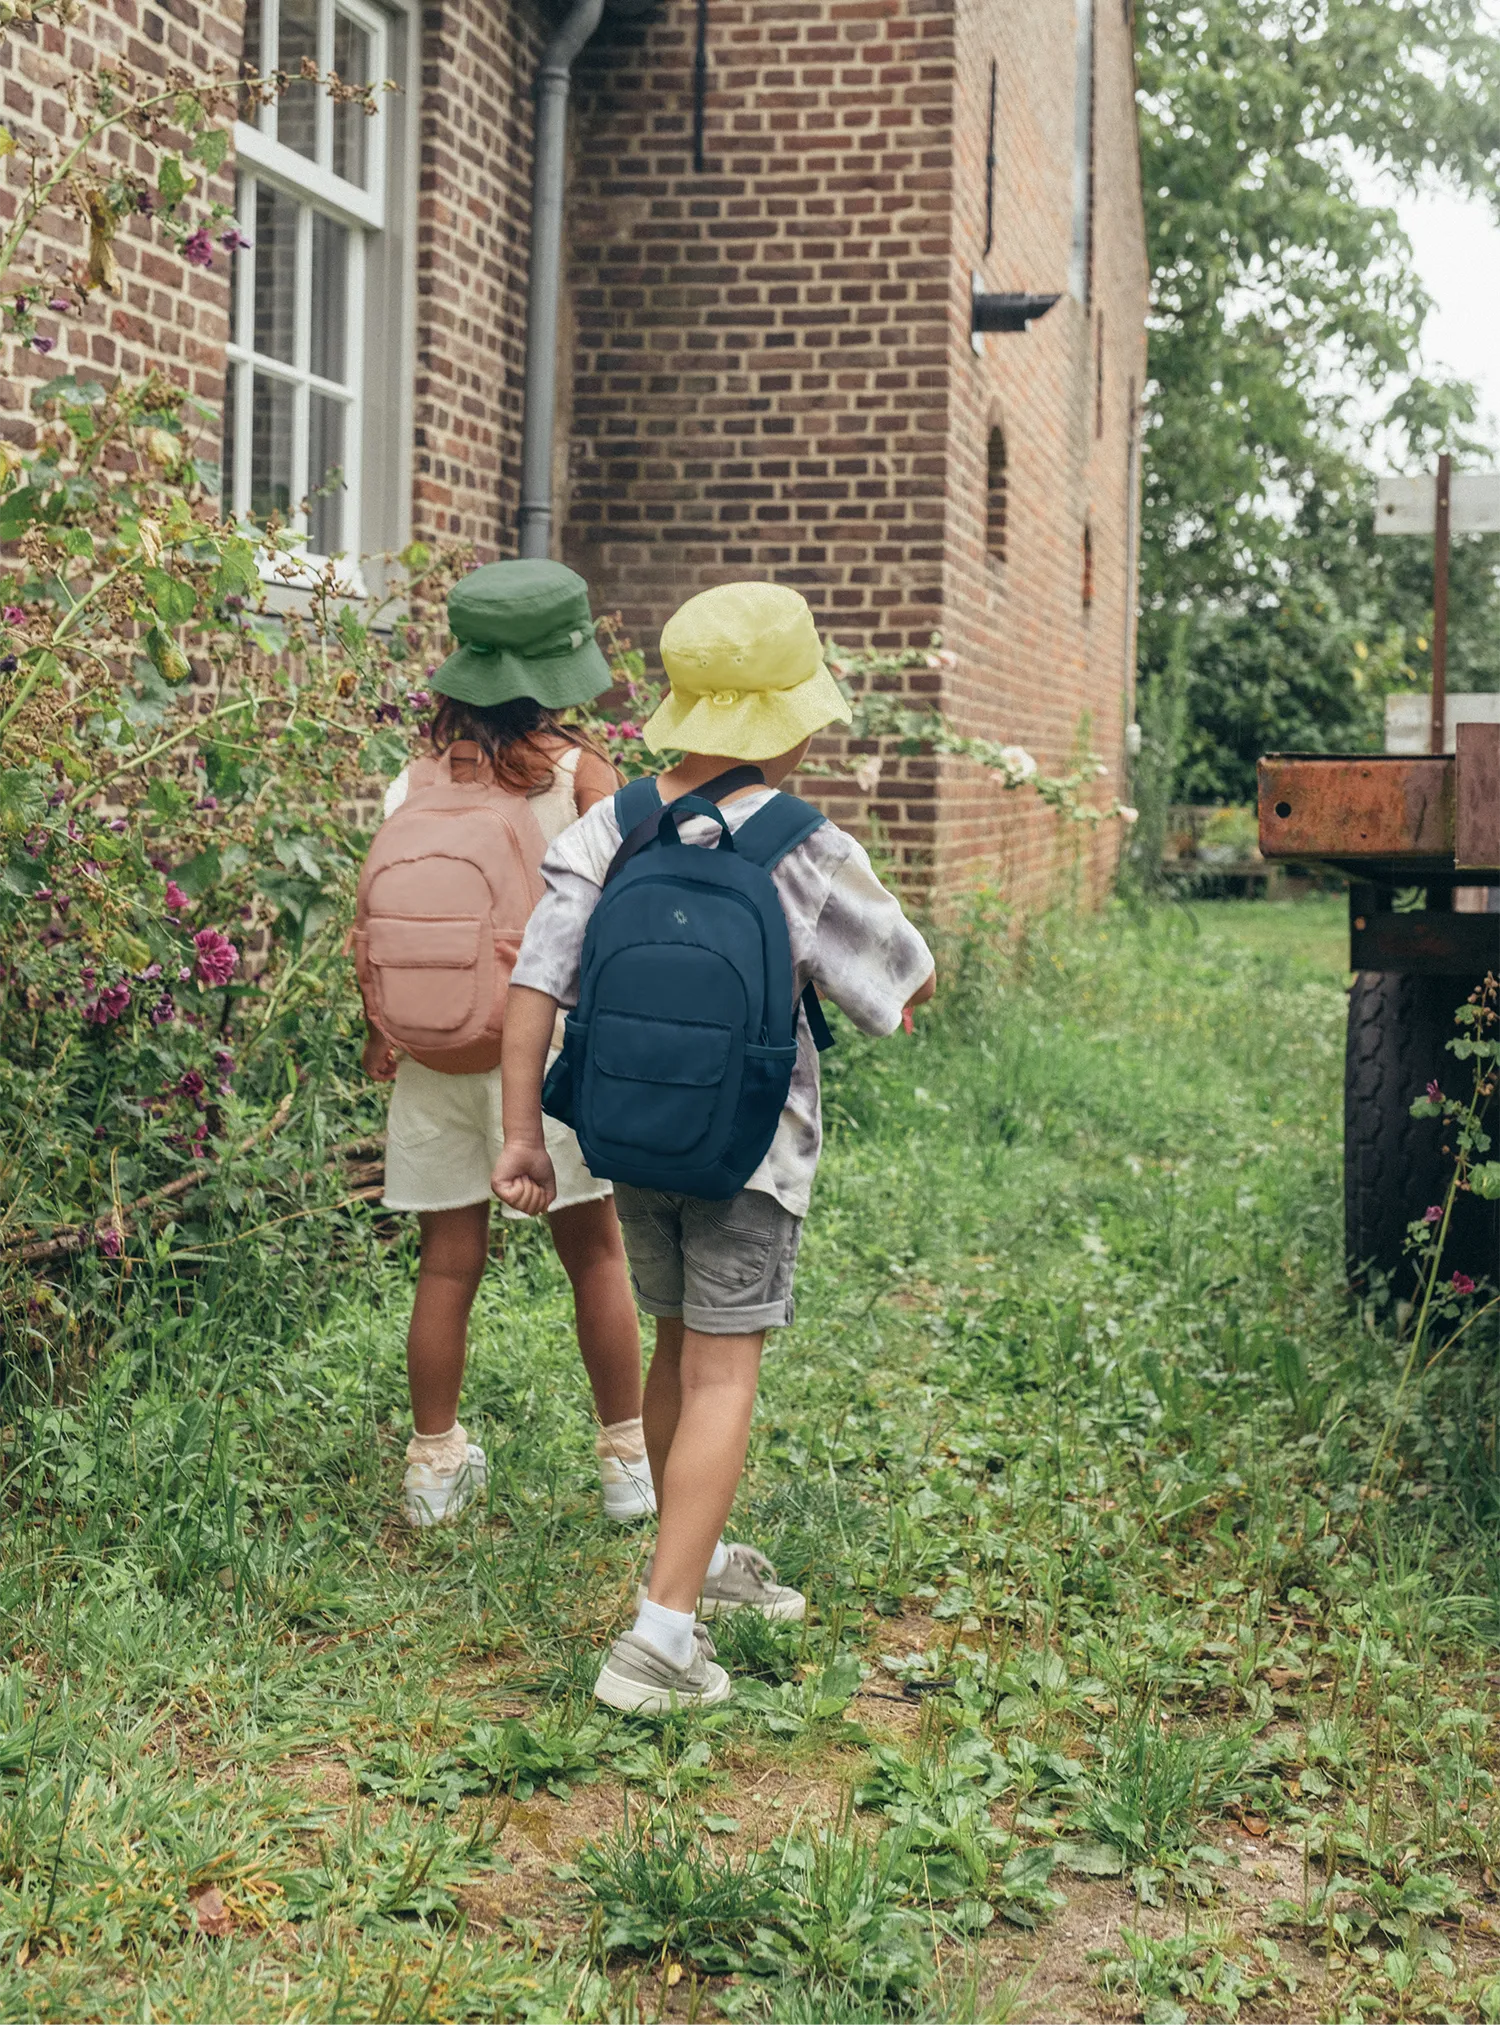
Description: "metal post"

(1430, 450), (1451, 755)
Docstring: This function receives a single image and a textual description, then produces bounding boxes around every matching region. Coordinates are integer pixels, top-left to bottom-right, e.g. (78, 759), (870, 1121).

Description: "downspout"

(517, 0), (607, 559)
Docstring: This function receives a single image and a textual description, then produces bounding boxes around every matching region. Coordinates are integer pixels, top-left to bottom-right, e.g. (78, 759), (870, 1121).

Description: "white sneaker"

(402, 1442), (487, 1527)
(598, 1447), (656, 1523)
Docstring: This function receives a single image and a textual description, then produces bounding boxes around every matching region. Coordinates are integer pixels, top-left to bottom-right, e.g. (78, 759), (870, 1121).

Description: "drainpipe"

(517, 0), (607, 559)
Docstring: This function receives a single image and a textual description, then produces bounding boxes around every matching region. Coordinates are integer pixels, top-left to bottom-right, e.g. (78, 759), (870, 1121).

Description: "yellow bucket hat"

(643, 581), (854, 761)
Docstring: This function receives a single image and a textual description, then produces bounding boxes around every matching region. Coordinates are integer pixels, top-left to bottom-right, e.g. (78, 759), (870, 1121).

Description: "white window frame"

(228, 0), (389, 576)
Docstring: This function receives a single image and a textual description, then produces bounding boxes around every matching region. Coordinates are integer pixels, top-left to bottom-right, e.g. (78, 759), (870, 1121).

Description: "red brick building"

(2, 0), (1147, 906)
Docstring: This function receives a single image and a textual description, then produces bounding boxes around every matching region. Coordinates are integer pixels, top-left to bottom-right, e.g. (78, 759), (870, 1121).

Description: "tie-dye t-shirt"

(511, 787), (934, 1216)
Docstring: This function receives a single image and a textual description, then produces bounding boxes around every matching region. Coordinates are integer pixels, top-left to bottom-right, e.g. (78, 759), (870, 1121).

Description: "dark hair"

(429, 693), (608, 795)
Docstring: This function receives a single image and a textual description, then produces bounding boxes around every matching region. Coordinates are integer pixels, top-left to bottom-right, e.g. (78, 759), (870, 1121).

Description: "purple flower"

(0, 656), (16, 674)
(164, 881), (188, 912)
(616, 720), (642, 740)
(220, 227), (251, 252)
(1452, 1271), (1476, 1297)
(213, 1048), (235, 1074)
(196, 795), (218, 812)
(373, 702), (402, 725)
(183, 227), (215, 269)
(82, 981), (131, 1024)
(55, 894), (71, 914)
(1426, 1080), (1442, 1101)
(33, 885), (51, 903)
(96, 1227), (122, 1259)
(140, 962), (162, 982)
(1423, 1204), (1443, 1225)
(1, 608), (23, 627)
(48, 296), (70, 313)
(407, 689), (431, 709)
(176, 1068), (206, 1101)
(193, 927), (239, 986)
(137, 189), (154, 215)
(31, 336), (55, 355)
(80, 964), (96, 986)
(177, 965), (191, 982)
(109, 818), (127, 834)
(149, 991), (176, 1026)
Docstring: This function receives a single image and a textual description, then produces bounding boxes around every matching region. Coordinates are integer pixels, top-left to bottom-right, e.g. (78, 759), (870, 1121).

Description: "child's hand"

(492, 1140), (557, 1217)
(362, 1029), (399, 1081)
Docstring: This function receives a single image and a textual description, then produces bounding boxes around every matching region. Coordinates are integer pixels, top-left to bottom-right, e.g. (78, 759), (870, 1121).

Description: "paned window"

(225, 0), (388, 561)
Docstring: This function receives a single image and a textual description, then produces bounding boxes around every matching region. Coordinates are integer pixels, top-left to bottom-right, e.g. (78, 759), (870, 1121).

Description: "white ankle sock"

(633, 1598), (696, 1670)
(407, 1422), (467, 1474)
(706, 1539), (729, 1579)
(596, 1415), (647, 1464)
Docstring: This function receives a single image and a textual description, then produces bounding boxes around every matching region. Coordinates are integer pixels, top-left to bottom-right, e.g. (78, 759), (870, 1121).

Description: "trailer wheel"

(1345, 970), (1499, 1296)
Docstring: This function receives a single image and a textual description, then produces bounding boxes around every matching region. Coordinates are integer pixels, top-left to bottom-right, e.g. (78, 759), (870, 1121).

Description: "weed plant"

(4, 897), (1500, 2020)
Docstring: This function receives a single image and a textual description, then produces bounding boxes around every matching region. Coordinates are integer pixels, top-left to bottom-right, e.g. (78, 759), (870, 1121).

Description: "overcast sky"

(1397, 184), (1500, 450)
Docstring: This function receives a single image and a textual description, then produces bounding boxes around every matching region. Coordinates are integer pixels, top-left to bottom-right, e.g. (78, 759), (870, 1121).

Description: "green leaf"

(202, 742), (244, 802)
(156, 155), (194, 207)
(146, 778), (190, 822)
(211, 537), (259, 601)
(1472, 1163), (1500, 1202)
(173, 845), (221, 899)
(1052, 1838), (1125, 1877)
(141, 568), (197, 627)
(191, 126), (229, 172)
(3, 851), (51, 896)
(361, 730), (411, 779)
(60, 526), (95, 560)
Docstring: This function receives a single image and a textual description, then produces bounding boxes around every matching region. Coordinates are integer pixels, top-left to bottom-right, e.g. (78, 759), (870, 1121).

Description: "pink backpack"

(353, 741), (548, 1075)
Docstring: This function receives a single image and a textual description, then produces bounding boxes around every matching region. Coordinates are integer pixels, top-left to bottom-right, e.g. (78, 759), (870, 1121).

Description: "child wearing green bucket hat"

(359, 559), (654, 1530)
(493, 580), (936, 1712)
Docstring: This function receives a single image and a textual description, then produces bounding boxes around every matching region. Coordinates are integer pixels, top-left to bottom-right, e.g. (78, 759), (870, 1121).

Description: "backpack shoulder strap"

(603, 776), (664, 887)
(731, 792), (827, 871)
(727, 794), (835, 1052)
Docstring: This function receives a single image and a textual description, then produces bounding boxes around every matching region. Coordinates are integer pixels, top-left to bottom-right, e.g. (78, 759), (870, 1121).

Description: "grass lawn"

(5, 894), (1500, 2024)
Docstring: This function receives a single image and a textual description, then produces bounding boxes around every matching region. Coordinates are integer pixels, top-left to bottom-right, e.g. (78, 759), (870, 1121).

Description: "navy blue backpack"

(541, 768), (833, 1198)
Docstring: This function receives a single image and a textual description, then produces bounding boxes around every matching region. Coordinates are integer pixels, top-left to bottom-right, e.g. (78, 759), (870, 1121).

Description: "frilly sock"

(406, 1421), (468, 1475)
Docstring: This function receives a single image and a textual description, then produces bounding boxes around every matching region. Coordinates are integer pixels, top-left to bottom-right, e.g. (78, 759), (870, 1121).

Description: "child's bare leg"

(407, 1203), (488, 1432)
(547, 1198), (642, 1425)
(641, 1315), (684, 1492)
(645, 1327), (764, 1613)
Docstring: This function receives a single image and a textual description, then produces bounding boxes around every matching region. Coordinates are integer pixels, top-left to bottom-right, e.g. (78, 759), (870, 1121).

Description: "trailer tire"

(1345, 970), (1499, 1296)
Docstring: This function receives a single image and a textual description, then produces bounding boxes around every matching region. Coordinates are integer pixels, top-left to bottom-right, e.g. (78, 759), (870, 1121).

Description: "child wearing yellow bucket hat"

(492, 580), (936, 1713)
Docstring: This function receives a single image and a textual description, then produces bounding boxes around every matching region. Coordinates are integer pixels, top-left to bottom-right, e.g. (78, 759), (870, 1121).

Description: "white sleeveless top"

(381, 743), (583, 835)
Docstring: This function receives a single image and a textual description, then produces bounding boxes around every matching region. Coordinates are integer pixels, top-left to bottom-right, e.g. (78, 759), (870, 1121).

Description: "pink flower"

(82, 981), (131, 1024)
(1452, 1272), (1476, 1296)
(1426, 1080), (1442, 1101)
(616, 721), (642, 740)
(183, 227), (214, 269)
(149, 992), (176, 1026)
(164, 881), (188, 912)
(96, 1227), (122, 1259)
(219, 227), (251, 252)
(1423, 1204), (1442, 1224)
(177, 965), (191, 982)
(3, 606), (24, 624)
(48, 296), (70, 312)
(31, 336), (55, 354)
(193, 927), (239, 986)
(176, 1068), (206, 1102)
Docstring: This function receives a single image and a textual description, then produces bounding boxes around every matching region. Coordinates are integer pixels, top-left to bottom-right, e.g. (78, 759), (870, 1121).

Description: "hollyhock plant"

(1452, 1272), (1476, 1296)
(82, 981), (130, 1024)
(182, 226), (214, 268)
(193, 928), (239, 986)
(96, 1227), (122, 1259)
(164, 881), (188, 912)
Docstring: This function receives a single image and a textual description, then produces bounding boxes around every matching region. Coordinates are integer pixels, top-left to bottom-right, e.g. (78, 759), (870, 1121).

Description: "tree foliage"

(1137, 0), (1500, 801)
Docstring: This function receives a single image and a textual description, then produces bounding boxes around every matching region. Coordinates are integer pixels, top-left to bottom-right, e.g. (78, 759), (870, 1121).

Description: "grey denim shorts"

(612, 1182), (804, 1334)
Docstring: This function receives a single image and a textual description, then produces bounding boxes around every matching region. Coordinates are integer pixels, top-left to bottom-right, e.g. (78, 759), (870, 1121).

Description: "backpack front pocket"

(368, 915), (481, 1035)
(589, 1010), (734, 1155)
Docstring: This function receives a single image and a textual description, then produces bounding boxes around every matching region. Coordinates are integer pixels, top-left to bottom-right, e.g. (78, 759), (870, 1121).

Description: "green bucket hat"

(432, 560), (612, 709)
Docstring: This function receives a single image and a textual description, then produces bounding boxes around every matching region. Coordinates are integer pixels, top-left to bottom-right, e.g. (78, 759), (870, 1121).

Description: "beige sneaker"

(638, 1543), (806, 1622)
(594, 1625), (732, 1713)
(402, 1443), (487, 1527)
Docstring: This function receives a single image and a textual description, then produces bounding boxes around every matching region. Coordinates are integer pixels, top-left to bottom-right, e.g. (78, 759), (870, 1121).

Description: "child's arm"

(492, 985), (560, 1214)
(907, 969), (936, 1008)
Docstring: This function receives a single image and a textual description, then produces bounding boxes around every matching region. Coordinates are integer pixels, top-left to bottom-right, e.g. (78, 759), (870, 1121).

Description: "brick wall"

(560, 0), (1148, 909)
(0, 0), (243, 444)
(410, 0), (544, 553)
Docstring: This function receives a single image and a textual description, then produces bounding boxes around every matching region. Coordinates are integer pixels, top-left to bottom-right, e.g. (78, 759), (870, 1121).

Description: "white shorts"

(381, 1054), (611, 1219)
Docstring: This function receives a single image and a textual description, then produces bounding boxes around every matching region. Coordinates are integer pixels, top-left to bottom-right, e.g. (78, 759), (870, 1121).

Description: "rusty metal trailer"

(1258, 723), (1500, 1290)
